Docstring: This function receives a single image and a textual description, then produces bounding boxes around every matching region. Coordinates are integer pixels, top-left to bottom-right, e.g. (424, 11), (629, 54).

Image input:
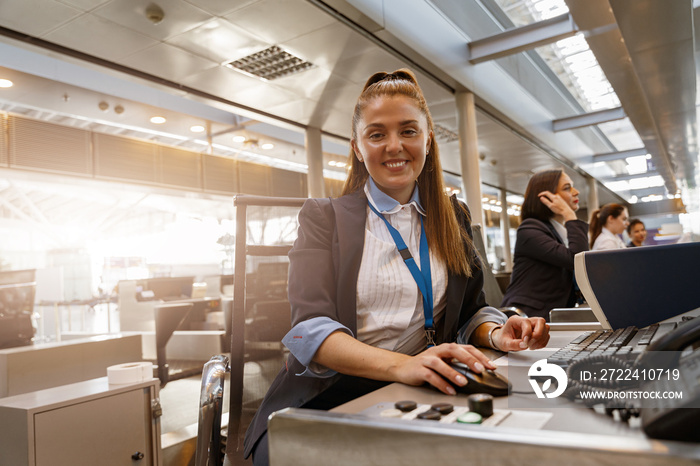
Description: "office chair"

(471, 224), (525, 318)
(153, 302), (194, 387)
(196, 195), (305, 466)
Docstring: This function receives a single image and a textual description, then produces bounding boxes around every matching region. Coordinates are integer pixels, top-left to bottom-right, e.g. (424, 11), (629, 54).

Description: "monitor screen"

(575, 242), (700, 330)
(141, 276), (194, 301)
(0, 269), (36, 316)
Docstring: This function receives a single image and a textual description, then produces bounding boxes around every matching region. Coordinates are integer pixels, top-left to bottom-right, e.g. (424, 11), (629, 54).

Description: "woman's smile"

(384, 159), (409, 169)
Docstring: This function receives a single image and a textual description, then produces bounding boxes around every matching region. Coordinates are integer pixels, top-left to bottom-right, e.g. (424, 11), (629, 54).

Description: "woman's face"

(352, 95), (431, 204)
(629, 222), (647, 245)
(606, 208), (630, 235)
(554, 173), (579, 212)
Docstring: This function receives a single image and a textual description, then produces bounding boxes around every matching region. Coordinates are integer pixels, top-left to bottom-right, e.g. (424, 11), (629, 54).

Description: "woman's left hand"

(538, 190), (577, 222)
(492, 316), (550, 351)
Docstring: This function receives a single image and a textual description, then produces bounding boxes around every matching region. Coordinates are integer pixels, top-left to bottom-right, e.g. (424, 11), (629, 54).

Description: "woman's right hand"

(538, 190), (577, 221)
(390, 343), (497, 395)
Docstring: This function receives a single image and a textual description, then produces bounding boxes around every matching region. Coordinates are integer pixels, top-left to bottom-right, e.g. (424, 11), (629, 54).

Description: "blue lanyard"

(368, 202), (435, 347)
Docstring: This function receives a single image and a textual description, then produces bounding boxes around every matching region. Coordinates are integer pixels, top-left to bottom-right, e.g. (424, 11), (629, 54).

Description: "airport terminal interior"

(1, 0), (699, 465)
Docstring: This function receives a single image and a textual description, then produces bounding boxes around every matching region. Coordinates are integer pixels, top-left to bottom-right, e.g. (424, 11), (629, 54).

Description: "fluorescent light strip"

(0, 99), (191, 141)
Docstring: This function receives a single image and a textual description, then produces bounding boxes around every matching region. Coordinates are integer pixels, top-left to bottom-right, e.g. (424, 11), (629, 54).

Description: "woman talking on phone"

(501, 169), (589, 320)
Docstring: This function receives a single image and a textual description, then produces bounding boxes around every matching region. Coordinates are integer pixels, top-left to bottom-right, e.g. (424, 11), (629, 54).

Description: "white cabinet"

(0, 377), (161, 466)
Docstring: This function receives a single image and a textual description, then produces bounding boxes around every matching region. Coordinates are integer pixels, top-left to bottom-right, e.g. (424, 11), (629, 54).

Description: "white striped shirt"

(592, 227), (627, 250)
(357, 181), (448, 355)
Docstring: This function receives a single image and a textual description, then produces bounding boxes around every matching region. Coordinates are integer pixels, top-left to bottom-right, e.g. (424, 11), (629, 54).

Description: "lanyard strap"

(368, 202), (435, 347)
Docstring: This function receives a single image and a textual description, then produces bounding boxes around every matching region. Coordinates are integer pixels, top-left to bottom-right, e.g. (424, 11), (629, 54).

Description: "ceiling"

(565, 0), (697, 196)
(0, 0), (696, 234)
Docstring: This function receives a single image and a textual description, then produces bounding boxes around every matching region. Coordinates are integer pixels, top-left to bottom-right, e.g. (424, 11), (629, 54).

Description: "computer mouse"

(448, 361), (511, 397)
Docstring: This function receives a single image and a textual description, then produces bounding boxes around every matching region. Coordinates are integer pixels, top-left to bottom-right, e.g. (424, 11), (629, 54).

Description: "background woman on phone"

(501, 169), (589, 320)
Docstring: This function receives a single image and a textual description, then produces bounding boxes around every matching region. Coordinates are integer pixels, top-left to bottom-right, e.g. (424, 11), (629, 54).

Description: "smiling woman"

(243, 69), (550, 466)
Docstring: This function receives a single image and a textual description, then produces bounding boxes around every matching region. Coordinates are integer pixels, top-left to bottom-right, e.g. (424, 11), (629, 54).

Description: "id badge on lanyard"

(368, 202), (435, 348)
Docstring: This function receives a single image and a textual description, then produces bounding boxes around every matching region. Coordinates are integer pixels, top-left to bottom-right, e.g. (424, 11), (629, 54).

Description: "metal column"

(499, 188), (513, 272)
(587, 177), (599, 220)
(456, 91), (485, 236)
(305, 126), (325, 198)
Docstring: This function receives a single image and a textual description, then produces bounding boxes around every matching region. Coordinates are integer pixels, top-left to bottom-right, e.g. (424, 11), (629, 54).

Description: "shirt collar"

(365, 178), (426, 215)
(548, 218), (568, 246)
(602, 227), (624, 242)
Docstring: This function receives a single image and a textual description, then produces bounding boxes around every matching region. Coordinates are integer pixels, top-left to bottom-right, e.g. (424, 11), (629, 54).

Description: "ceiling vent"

(225, 45), (314, 81)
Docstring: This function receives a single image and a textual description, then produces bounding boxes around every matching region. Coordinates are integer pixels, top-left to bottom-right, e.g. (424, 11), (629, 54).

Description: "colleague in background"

(244, 69), (550, 466)
(501, 169), (589, 320)
(627, 218), (647, 247)
(589, 203), (629, 250)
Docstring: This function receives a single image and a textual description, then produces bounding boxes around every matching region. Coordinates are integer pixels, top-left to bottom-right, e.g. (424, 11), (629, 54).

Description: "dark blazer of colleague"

(501, 217), (589, 320)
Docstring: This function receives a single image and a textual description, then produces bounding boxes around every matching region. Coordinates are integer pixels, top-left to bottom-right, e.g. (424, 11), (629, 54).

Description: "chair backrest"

(153, 302), (194, 387)
(225, 195), (305, 463)
(249, 299), (292, 342)
(471, 224), (504, 307)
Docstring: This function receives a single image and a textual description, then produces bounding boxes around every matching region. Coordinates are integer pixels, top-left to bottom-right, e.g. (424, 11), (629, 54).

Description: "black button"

(468, 393), (494, 418)
(417, 409), (441, 420)
(394, 400), (417, 412)
(430, 403), (454, 415)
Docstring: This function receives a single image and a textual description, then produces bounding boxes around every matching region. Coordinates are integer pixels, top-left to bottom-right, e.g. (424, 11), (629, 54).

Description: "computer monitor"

(0, 269), (36, 315)
(253, 262), (288, 299)
(574, 242), (700, 330)
(0, 269), (36, 348)
(136, 276), (194, 301)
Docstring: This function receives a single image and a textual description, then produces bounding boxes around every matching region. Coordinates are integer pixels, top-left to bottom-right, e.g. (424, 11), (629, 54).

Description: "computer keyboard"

(548, 324), (661, 368)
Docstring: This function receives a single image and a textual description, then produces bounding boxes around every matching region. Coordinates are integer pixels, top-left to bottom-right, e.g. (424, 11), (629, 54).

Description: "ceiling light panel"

(225, 45), (314, 81)
(596, 118), (644, 151)
(494, 0), (620, 113)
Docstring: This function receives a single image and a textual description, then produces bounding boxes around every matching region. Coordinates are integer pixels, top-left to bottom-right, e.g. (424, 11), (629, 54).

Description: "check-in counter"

(0, 377), (161, 466)
(0, 333), (142, 398)
(266, 329), (700, 466)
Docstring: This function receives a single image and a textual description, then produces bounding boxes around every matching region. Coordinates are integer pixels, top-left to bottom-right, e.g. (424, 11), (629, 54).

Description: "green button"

(456, 412), (482, 424)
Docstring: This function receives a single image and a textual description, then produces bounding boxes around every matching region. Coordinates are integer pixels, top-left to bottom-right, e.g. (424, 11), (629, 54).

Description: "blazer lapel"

(442, 196), (471, 341)
(331, 190), (367, 335)
(443, 272), (467, 341)
(545, 220), (564, 244)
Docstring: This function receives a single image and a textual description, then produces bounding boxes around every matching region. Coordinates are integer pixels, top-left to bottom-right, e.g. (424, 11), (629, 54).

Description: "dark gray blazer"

(243, 189), (490, 458)
(501, 217), (589, 320)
